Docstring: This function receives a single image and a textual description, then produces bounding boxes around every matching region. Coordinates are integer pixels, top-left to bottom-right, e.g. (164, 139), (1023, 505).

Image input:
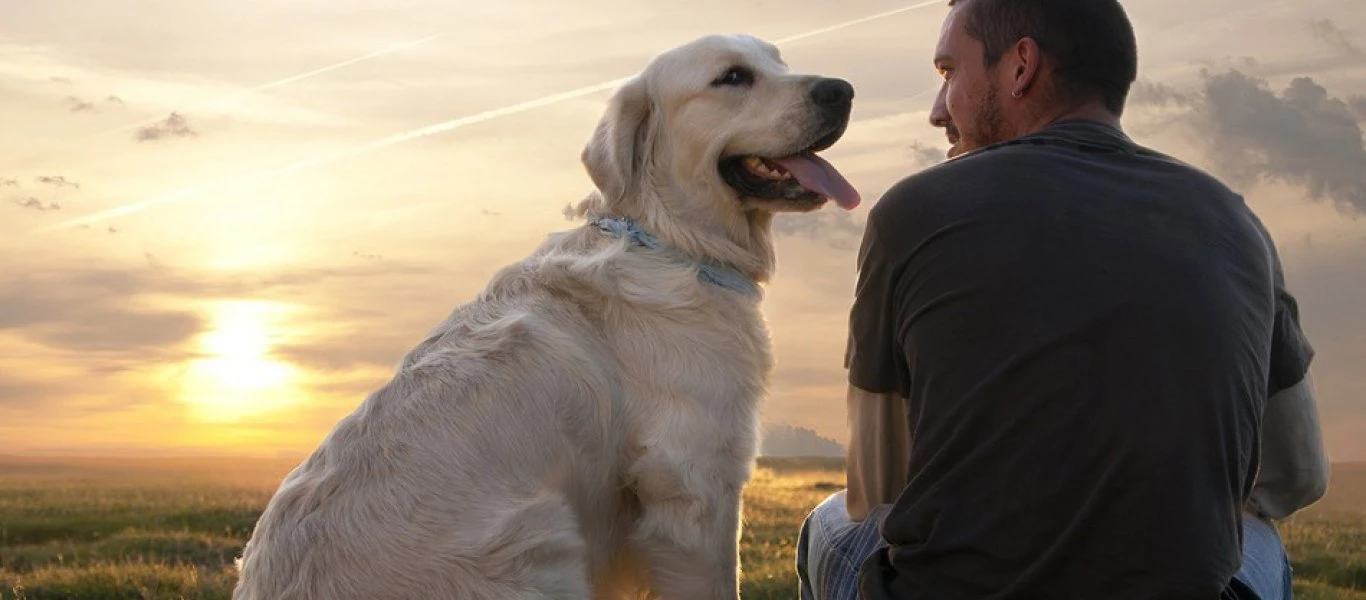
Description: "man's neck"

(1020, 99), (1122, 137)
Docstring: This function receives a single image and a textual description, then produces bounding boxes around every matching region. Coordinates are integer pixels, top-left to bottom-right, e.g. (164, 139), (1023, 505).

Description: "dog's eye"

(712, 66), (755, 87)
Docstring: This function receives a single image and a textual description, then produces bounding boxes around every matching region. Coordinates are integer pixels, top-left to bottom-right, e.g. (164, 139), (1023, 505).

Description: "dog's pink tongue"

(773, 154), (861, 210)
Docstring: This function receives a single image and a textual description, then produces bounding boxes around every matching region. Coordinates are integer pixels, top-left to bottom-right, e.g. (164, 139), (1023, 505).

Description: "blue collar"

(588, 214), (762, 299)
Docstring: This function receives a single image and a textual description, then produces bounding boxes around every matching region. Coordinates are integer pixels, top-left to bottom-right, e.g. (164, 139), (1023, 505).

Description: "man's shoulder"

(872, 153), (996, 212)
(869, 146), (1044, 227)
(867, 132), (1259, 259)
(878, 128), (1243, 215)
(875, 131), (1097, 203)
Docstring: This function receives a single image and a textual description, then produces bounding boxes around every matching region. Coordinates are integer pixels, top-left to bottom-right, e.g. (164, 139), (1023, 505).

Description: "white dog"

(232, 33), (859, 600)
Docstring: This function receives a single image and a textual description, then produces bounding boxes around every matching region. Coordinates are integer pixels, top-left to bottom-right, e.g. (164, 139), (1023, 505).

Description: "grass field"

(1, 455), (1362, 599)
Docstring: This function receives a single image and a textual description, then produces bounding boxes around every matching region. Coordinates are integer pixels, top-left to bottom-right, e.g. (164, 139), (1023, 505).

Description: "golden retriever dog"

(232, 33), (859, 600)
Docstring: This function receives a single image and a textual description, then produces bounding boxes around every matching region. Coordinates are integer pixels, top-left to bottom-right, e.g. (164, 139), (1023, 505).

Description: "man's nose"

(929, 83), (950, 128)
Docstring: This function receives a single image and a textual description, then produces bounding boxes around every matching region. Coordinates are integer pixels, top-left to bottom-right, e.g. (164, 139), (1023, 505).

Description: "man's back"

(848, 119), (1296, 599)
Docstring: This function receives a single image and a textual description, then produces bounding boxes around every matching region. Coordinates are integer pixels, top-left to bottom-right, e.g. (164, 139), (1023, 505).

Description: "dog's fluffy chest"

(526, 229), (777, 420)
(611, 299), (772, 409)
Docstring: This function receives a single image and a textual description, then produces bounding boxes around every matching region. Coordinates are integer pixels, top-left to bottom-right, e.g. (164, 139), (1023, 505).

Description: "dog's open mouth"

(719, 130), (861, 210)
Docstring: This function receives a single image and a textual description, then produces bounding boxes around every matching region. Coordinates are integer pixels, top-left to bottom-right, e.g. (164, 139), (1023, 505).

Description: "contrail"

(775, 0), (943, 45)
(41, 3), (941, 232)
(40, 76), (630, 231)
(95, 34), (442, 138)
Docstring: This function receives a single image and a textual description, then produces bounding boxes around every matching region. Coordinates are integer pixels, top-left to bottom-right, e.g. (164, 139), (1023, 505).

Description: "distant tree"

(760, 423), (845, 457)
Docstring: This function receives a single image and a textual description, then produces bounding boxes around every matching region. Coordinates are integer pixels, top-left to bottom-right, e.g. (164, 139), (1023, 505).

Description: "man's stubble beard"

(976, 81), (1006, 149)
(948, 82), (1006, 160)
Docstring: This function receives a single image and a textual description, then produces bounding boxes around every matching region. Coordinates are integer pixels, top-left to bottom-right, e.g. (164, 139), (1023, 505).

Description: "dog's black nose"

(810, 78), (854, 107)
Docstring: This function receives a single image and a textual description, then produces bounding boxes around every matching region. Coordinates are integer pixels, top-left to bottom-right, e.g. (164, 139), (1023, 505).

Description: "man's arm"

(845, 385), (911, 522)
(1249, 373), (1330, 520)
(842, 198), (915, 521)
(1249, 224), (1327, 520)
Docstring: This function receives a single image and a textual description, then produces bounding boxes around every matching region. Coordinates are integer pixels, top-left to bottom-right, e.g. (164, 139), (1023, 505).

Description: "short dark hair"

(947, 0), (1138, 115)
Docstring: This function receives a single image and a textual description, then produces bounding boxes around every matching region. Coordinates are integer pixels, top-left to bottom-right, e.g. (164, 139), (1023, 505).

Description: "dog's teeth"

(743, 156), (792, 181)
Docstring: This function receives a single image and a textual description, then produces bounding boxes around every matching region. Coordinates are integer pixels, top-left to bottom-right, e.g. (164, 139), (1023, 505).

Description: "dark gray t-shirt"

(848, 120), (1313, 600)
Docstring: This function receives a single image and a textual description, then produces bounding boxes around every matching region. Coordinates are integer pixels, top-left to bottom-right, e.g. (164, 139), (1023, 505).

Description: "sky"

(1, 0), (1364, 461)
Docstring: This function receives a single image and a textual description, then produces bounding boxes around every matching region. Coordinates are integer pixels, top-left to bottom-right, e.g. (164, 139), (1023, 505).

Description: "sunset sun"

(180, 300), (301, 423)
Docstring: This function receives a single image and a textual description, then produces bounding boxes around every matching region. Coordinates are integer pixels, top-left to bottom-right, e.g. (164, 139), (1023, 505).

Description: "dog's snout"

(810, 78), (854, 108)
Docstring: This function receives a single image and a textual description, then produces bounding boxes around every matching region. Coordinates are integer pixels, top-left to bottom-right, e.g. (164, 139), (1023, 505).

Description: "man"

(795, 0), (1331, 598)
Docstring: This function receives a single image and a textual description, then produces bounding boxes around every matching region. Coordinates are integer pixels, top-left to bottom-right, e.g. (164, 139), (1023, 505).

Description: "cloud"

(0, 178), (17, 187)
(0, 378), (56, 409)
(905, 141), (947, 169)
(0, 258), (444, 359)
(351, 250), (383, 260)
(772, 209), (867, 251)
(1128, 78), (1195, 108)
(1192, 70), (1366, 214)
(1351, 96), (1366, 121)
(64, 96), (97, 113)
(36, 175), (80, 190)
(0, 256), (452, 423)
(272, 336), (408, 373)
(134, 112), (199, 142)
(0, 255), (475, 427)
(61, 95), (125, 113)
(48, 76), (73, 85)
(1306, 19), (1362, 57)
(0, 270), (204, 355)
(11, 197), (60, 211)
(0, 377), (90, 410)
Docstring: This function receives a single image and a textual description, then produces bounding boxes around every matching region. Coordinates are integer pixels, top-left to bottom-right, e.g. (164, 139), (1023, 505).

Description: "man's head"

(929, 0), (1138, 158)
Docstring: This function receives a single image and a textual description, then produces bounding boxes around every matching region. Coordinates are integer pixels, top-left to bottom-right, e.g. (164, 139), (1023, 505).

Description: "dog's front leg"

(625, 442), (748, 600)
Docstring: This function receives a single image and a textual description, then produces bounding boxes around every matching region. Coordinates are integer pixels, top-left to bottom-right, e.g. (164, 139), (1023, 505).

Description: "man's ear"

(1011, 36), (1044, 99)
(581, 76), (654, 207)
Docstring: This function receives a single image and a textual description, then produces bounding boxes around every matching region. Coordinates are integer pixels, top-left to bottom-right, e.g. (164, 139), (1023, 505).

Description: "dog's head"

(581, 34), (860, 219)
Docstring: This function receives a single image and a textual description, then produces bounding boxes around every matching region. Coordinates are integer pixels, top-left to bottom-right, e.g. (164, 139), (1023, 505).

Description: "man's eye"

(712, 66), (755, 87)
(938, 67), (953, 80)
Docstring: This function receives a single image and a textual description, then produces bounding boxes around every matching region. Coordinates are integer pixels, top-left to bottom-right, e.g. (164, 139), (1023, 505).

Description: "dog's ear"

(581, 77), (653, 207)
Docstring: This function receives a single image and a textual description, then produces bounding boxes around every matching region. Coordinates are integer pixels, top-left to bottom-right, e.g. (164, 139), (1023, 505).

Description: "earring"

(1012, 89), (1023, 99)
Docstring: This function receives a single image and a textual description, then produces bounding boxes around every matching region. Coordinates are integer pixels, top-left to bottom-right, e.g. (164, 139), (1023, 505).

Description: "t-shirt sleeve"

(1243, 209), (1314, 398)
(845, 208), (910, 397)
(1267, 259), (1314, 397)
(841, 206), (907, 399)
